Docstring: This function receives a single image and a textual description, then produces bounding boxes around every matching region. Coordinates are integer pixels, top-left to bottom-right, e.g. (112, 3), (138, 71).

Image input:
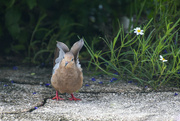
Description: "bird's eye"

(71, 58), (74, 61)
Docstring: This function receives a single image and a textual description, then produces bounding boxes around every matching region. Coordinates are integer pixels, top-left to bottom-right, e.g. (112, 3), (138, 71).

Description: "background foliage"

(0, 0), (132, 63)
(84, 0), (180, 89)
(0, 0), (179, 65)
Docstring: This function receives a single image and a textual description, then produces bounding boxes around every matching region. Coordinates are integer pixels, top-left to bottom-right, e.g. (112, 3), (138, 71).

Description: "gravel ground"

(0, 66), (180, 121)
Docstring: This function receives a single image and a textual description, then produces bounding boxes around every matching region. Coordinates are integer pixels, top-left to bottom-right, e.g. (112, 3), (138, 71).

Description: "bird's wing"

(70, 39), (84, 68)
(52, 41), (69, 74)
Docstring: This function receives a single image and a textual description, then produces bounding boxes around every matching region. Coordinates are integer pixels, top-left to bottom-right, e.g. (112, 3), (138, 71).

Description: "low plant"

(84, 17), (180, 89)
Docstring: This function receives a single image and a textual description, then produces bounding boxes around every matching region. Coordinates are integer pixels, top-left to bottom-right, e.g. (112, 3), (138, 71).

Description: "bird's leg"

(69, 93), (81, 101)
(52, 91), (64, 101)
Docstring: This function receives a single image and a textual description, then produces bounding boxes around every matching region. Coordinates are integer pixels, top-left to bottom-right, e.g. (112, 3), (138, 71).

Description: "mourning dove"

(51, 39), (84, 101)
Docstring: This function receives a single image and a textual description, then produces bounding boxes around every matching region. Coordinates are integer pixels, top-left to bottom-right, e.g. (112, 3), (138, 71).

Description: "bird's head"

(62, 52), (75, 68)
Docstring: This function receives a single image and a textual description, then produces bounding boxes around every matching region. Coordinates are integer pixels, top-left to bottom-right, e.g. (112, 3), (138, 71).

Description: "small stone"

(128, 81), (133, 83)
(85, 84), (89, 86)
(112, 77), (117, 81)
(174, 93), (178, 96)
(110, 79), (114, 83)
(31, 73), (35, 76)
(45, 83), (50, 87)
(91, 77), (96, 81)
(13, 66), (18, 70)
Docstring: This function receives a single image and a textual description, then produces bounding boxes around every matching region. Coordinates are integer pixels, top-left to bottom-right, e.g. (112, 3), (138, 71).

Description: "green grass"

(84, 17), (180, 89)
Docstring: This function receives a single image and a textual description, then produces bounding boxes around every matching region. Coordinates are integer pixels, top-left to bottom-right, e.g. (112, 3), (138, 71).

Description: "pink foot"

(69, 94), (81, 101)
(52, 91), (64, 101)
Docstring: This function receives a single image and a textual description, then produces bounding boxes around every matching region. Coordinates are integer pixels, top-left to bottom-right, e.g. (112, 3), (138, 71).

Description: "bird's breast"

(57, 67), (80, 82)
(51, 66), (83, 94)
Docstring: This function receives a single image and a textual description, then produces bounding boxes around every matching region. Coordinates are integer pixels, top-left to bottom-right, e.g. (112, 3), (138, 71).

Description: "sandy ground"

(0, 66), (180, 121)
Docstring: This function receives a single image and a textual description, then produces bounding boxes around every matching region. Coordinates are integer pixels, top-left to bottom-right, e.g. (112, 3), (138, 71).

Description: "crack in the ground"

(1, 97), (51, 114)
(28, 97), (50, 113)
(1, 90), (179, 115)
(23, 92), (121, 113)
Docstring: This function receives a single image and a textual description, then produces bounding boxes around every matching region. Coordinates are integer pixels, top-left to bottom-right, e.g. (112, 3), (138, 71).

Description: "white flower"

(159, 55), (168, 62)
(134, 27), (144, 35)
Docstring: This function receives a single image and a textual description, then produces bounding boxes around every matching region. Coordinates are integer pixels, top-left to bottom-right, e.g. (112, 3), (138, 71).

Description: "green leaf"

(12, 44), (26, 51)
(5, 8), (21, 25)
(26, 0), (37, 10)
(7, 23), (20, 38)
(113, 27), (121, 49)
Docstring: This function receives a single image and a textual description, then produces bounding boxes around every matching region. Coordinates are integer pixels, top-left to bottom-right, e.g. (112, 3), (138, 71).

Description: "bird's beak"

(65, 62), (68, 67)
